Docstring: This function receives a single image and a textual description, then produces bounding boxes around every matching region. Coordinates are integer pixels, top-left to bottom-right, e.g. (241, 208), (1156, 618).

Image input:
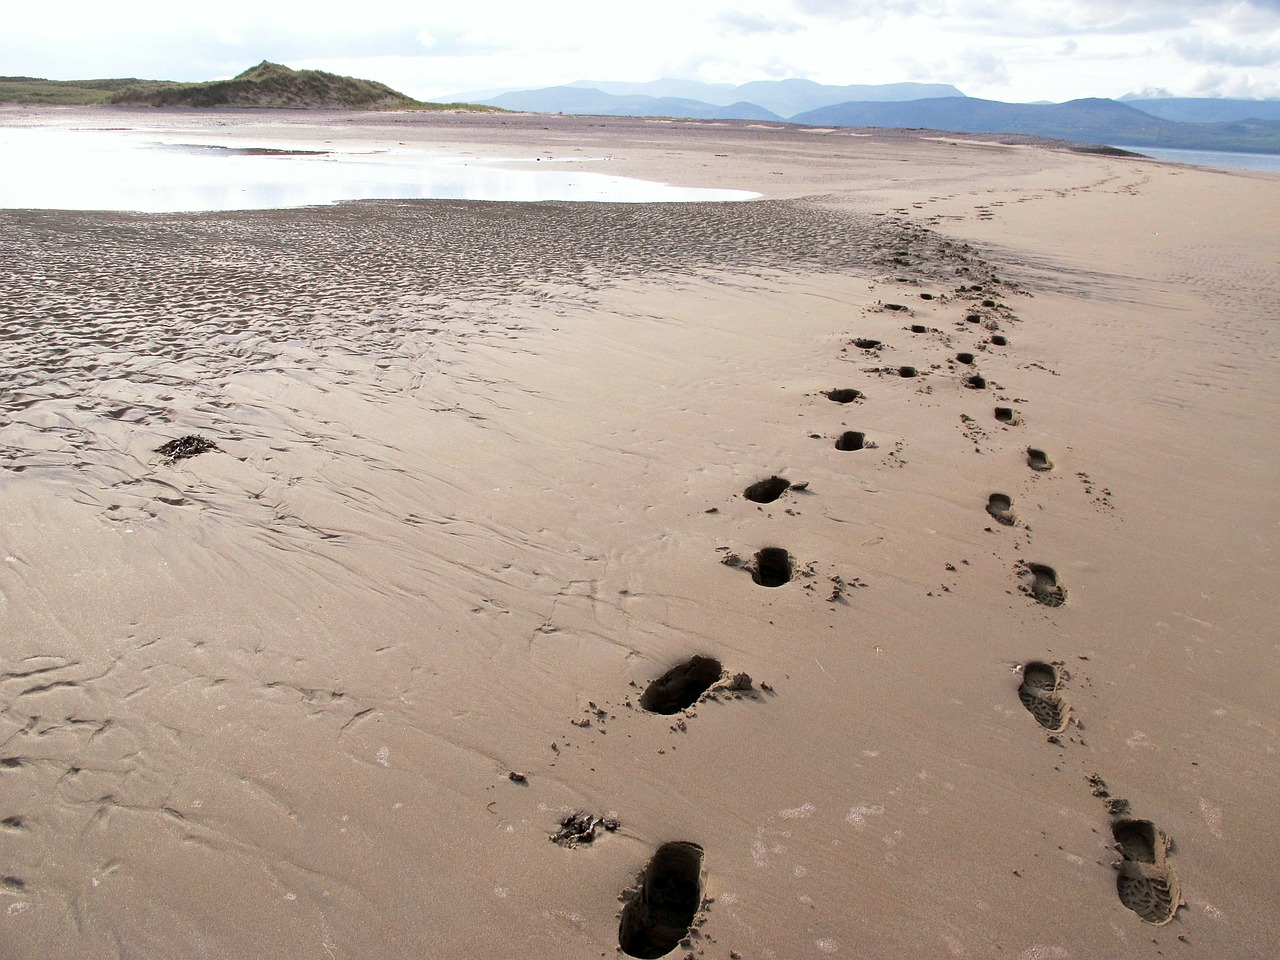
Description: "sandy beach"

(1, 106), (1277, 960)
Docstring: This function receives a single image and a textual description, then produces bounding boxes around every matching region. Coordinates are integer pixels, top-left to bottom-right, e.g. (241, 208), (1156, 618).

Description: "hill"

(562, 78), (964, 116)
(482, 86), (783, 121)
(1124, 97), (1280, 124)
(107, 61), (424, 109)
(791, 96), (1280, 153)
(0, 76), (168, 105)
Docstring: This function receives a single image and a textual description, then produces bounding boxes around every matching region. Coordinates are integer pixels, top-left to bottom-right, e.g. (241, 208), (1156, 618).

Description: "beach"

(0, 107), (1277, 959)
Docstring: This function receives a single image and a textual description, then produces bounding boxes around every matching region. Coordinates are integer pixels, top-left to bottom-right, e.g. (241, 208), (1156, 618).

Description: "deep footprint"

(1018, 660), (1069, 731)
(835, 431), (866, 451)
(825, 388), (864, 404)
(743, 476), (790, 503)
(619, 842), (705, 959)
(898, 366), (918, 378)
(1022, 563), (1066, 607)
(1027, 447), (1053, 471)
(986, 493), (1016, 525)
(964, 374), (987, 389)
(640, 657), (723, 714)
(956, 352), (975, 364)
(994, 406), (1017, 424)
(1112, 820), (1180, 925)
(751, 548), (793, 587)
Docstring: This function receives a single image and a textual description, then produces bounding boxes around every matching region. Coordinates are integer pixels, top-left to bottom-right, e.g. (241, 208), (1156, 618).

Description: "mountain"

(1124, 98), (1280, 124)
(791, 96), (1280, 152)
(561, 78), (964, 115)
(108, 61), (423, 109)
(482, 86), (784, 121)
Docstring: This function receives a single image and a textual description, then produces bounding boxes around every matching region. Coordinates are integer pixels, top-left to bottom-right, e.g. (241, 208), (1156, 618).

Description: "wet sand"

(1, 107), (1278, 960)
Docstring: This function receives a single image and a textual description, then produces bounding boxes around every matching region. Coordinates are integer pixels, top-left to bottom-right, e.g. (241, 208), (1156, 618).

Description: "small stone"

(508, 771), (527, 783)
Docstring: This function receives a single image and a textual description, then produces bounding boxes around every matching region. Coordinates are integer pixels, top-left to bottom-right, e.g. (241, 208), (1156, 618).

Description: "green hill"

(2, 62), (491, 111)
(110, 61), (421, 109)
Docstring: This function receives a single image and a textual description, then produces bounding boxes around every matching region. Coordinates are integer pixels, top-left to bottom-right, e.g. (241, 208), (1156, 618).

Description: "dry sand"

(1, 106), (1277, 960)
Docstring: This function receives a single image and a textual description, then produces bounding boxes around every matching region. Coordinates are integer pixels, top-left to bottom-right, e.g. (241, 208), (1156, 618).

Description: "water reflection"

(0, 128), (758, 212)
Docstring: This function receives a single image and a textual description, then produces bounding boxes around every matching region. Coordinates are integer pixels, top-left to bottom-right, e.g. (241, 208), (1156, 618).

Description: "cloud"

(1178, 66), (1280, 98)
(716, 11), (805, 35)
(791, 0), (924, 14)
(1172, 35), (1280, 67)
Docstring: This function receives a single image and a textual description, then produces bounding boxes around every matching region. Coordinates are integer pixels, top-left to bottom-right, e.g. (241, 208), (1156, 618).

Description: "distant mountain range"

(793, 96), (1280, 152)
(470, 79), (964, 121)
(453, 79), (1280, 153)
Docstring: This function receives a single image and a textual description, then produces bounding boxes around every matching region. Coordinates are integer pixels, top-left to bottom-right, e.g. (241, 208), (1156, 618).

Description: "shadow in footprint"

(898, 366), (918, 378)
(751, 548), (792, 587)
(1027, 447), (1053, 472)
(744, 476), (790, 504)
(986, 493), (1016, 526)
(965, 374), (987, 389)
(991, 335), (1008, 346)
(853, 338), (882, 349)
(835, 431), (865, 452)
(1022, 563), (1066, 607)
(956, 352), (975, 364)
(1018, 660), (1068, 731)
(994, 406), (1017, 424)
(640, 657), (723, 715)
(1113, 820), (1180, 925)
(619, 842), (705, 959)
(825, 388), (864, 404)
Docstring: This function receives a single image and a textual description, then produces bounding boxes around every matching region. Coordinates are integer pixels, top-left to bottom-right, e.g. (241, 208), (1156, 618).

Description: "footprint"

(825, 388), (864, 404)
(1018, 660), (1069, 732)
(910, 324), (927, 334)
(640, 657), (723, 715)
(955, 352), (975, 364)
(1020, 563), (1066, 607)
(994, 406), (1018, 424)
(751, 548), (793, 587)
(853, 338), (881, 349)
(986, 493), (1016, 526)
(834, 431), (865, 452)
(964, 374), (987, 389)
(898, 366), (918, 378)
(1027, 447), (1053, 471)
(619, 842), (705, 959)
(991, 335), (1008, 346)
(743, 476), (790, 504)
(1112, 819), (1180, 924)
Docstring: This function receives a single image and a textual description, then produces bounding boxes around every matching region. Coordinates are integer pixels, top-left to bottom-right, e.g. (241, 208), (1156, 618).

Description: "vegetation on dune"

(1, 62), (496, 111)
(0, 76), (171, 105)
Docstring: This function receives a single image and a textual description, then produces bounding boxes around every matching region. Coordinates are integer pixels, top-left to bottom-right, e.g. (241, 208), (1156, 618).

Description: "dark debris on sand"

(550, 812), (620, 847)
(156, 434), (218, 463)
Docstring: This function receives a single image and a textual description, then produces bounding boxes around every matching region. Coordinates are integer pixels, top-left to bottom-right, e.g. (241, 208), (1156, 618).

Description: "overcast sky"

(5, 0), (1280, 103)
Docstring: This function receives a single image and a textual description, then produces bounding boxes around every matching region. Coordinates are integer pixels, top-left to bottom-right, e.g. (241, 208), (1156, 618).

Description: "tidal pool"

(0, 127), (759, 212)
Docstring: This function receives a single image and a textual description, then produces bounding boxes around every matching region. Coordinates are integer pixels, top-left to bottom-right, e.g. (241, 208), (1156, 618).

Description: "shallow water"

(1111, 144), (1280, 173)
(0, 127), (758, 211)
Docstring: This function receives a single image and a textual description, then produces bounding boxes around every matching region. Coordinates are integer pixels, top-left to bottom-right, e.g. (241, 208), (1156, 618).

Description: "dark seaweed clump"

(156, 435), (218, 463)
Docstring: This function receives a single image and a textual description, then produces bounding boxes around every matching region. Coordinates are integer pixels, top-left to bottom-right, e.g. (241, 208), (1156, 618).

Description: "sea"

(1111, 145), (1280, 173)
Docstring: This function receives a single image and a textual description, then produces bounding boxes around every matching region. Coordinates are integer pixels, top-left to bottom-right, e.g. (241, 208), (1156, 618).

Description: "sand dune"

(1, 107), (1277, 959)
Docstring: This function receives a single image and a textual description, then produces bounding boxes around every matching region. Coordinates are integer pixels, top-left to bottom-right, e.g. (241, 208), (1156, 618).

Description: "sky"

(5, 0), (1280, 104)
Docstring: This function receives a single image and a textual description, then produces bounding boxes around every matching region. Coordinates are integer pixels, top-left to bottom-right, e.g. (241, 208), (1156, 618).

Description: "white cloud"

(2, 0), (1280, 103)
